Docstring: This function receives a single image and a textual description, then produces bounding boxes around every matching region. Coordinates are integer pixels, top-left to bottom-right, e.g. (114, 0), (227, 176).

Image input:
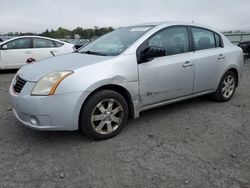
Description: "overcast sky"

(0, 0), (249, 33)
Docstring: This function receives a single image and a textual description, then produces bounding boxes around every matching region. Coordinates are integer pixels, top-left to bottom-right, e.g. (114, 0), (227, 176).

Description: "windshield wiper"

(80, 50), (107, 56)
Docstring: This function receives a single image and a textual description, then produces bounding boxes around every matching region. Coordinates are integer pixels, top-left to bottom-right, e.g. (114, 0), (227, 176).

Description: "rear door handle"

(217, 54), (225, 60)
(183, 61), (193, 67)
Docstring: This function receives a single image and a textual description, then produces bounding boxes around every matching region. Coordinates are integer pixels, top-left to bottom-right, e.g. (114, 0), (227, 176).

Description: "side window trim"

(214, 33), (224, 48)
(137, 25), (191, 63)
(27, 37), (33, 49)
(187, 26), (195, 52)
(31, 38), (35, 48)
(213, 33), (217, 47)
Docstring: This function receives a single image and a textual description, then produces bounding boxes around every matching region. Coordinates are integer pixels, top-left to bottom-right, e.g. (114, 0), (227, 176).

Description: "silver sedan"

(9, 22), (244, 140)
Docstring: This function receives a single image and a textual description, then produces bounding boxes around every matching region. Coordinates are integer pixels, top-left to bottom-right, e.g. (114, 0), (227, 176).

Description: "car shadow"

(0, 69), (18, 74)
(17, 127), (93, 144)
(139, 95), (213, 117)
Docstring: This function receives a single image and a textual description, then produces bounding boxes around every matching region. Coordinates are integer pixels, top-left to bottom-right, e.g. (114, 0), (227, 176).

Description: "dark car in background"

(238, 41), (250, 57)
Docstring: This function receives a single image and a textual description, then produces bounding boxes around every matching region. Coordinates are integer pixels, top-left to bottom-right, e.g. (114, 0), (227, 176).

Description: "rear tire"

(80, 90), (129, 140)
(212, 71), (237, 102)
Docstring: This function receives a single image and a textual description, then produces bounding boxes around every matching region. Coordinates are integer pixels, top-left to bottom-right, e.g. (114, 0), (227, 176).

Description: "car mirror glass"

(140, 46), (165, 63)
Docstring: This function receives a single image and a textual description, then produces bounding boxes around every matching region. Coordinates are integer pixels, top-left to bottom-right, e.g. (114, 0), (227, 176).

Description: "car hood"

(17, 53), (114, 82)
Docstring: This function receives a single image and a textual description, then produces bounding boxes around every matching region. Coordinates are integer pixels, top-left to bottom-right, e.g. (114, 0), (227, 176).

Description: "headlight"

(31, 71), (73, 96)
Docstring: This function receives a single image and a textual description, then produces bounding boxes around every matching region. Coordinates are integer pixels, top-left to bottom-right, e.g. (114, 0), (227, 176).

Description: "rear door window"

(34, 38), (57, 48)
(191, 27), (216, 51)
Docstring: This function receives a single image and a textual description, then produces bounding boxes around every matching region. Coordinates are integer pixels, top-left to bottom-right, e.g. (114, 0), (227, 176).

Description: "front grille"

(13, 76), (27, 94)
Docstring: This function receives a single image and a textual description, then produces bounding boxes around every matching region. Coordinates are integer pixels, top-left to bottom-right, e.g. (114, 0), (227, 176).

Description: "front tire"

(212, 71), (237, 102)
(80, 90), (129, 140)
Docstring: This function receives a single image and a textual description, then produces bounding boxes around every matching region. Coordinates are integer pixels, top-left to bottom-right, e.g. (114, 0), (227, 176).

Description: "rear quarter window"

(54, 41), (64, 47)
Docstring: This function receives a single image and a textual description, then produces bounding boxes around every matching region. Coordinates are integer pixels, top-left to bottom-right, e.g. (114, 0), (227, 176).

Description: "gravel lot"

(0, 60), (250, 188)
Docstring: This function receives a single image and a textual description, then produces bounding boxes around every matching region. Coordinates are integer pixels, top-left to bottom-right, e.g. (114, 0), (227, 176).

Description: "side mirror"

(140, 46), (165, 63)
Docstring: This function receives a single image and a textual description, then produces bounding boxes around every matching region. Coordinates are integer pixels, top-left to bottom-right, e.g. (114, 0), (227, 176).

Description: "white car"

(0, 36), (75, 69)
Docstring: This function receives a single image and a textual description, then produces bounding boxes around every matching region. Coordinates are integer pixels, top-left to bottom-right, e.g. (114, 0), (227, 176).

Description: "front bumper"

(9, 78), (83, 131)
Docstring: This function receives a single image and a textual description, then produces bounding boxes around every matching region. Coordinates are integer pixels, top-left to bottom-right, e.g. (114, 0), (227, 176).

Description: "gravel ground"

(0, 60), (250, 188)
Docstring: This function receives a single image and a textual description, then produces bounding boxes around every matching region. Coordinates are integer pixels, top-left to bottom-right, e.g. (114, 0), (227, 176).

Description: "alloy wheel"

(222, 75), (235, 99)
(91, 99), (124, 135)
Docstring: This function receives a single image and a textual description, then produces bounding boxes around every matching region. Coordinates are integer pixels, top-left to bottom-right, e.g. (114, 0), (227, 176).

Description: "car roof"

(128, 21), (221, 36)
(131, 21), (217, 30)
(1, 36), (67, 44)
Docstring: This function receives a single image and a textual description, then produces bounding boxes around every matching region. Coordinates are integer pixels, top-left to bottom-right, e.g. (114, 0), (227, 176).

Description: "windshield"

(78, 26), (153, 56)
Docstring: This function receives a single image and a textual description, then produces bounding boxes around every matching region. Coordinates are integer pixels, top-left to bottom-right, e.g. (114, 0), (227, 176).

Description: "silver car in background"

(9, 22), (244, 140)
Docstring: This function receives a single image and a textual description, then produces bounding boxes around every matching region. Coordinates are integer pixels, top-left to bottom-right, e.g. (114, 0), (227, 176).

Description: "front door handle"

(217, 54), (225, 60)
(183, 61), (193, 67)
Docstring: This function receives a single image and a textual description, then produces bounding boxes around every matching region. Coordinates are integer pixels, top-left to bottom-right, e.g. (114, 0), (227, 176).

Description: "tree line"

(5, 26), (114, 39)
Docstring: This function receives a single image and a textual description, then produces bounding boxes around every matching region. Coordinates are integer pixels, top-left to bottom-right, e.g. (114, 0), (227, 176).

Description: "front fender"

(71, 77), (139, 130)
